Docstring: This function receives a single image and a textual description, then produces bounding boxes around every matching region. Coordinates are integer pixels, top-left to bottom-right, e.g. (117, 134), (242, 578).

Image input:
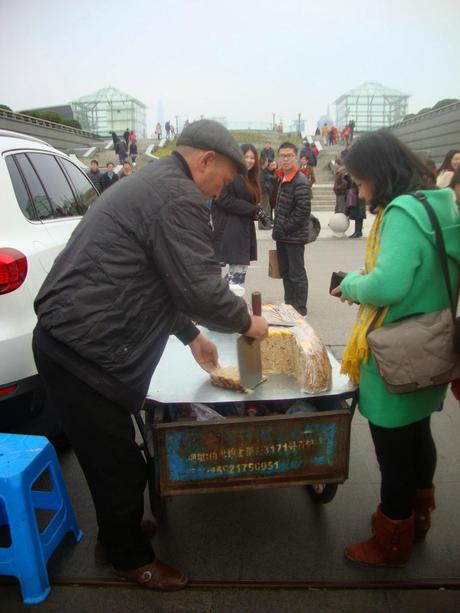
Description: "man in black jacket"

(100, 161), (119, 191)
(33, 120), (268, 590)
(272, 142), (311, 316)
(87, 159), (103, 193)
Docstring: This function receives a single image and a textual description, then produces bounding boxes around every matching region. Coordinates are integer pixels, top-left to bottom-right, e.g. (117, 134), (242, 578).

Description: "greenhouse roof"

(335, 81), (409, 104)
(71, 86), (147, 108)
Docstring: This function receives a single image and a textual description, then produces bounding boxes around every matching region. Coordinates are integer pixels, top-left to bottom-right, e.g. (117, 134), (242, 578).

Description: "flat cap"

(176, 119), (247, 174)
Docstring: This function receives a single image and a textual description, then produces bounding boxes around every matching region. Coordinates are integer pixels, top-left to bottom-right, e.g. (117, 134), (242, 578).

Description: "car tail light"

(0, 248), (28, 294)
(0, 384), (17, 397)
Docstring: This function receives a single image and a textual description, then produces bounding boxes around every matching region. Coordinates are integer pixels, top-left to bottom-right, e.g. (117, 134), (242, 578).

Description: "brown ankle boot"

(346, 507), (414, 567)
(415, 487), (436, 539)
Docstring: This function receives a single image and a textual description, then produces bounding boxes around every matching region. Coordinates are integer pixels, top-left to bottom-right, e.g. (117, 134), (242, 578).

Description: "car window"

(5, 156), (37, 221)
(14, 153), (55, 220)
(27, 153), (80, 218)
(59, 158), (98, 211)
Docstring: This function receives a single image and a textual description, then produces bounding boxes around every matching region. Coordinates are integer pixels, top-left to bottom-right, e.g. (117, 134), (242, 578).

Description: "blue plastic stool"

(0, 433), (83, 605)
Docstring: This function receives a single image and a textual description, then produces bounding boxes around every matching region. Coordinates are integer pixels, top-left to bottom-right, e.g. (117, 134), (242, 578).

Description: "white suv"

(0, 129), (99, 443)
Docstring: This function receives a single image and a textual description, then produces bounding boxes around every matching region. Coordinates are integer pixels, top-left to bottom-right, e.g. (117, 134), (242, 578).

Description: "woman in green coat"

(332, 131), (460, 567)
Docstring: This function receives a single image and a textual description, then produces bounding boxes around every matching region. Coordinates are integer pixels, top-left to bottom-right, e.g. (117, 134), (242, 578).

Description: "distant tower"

(157, 98), (164, 125)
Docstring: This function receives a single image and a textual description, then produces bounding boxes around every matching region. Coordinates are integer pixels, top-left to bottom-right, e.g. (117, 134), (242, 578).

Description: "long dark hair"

(343, 130), (435, 209)
(450, 166), (460, 189)
(438, 149), (460, 173)
(240, 144), (261, 202)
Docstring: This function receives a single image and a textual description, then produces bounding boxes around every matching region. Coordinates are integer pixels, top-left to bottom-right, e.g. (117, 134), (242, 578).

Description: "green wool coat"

(340, 189), (460, 428)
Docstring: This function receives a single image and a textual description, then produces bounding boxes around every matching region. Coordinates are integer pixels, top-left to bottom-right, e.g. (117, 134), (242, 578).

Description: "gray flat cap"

(176, 119), (247, 174)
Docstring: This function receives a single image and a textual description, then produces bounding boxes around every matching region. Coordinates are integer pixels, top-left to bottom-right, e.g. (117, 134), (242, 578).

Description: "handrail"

(0, 108), (99, 138)
(391, 101), (460, 129)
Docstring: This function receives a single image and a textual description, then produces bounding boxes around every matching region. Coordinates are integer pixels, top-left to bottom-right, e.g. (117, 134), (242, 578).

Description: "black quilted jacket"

(34, 152), (251, 411)
(272, 168), (311, 243)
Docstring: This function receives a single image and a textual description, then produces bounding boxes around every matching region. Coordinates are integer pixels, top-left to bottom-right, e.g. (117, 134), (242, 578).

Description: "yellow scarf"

(340, 209), (389, 384)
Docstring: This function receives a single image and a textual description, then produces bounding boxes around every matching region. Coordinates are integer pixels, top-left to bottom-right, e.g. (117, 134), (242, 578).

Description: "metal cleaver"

(237, 291), (264, 389)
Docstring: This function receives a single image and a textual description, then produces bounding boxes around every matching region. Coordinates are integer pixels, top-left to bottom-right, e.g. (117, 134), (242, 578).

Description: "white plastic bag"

(191, 403), (226, 422)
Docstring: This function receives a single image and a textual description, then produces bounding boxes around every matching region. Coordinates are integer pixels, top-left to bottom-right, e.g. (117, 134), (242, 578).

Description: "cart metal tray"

(147, 328), (356, 403)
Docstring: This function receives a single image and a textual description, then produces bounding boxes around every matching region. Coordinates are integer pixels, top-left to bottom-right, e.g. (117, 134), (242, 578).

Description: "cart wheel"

(307, 483), (338, 504)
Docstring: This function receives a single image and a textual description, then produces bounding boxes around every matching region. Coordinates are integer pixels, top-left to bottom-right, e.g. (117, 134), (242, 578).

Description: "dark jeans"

(33, 342), (155, 570)
(369, 417), (436, 520)
(276, 241), (308, 316)
(354, 218), (363, 234)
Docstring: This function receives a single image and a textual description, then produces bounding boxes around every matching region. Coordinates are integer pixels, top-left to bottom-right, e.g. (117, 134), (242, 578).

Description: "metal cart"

(137, 328), (358, 520)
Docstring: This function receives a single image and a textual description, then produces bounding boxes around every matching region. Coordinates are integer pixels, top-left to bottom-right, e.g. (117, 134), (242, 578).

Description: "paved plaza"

(2, 223), (460, 612)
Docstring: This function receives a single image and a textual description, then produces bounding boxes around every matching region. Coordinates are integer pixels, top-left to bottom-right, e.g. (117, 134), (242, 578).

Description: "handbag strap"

(411, 191), (457, 321)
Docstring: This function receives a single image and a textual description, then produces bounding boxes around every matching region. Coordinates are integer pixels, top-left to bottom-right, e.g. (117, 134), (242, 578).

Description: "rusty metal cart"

(137, 328), (358, 520)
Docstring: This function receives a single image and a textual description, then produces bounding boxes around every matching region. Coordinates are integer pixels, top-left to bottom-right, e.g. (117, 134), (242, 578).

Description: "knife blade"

(237, 291), (263, 389)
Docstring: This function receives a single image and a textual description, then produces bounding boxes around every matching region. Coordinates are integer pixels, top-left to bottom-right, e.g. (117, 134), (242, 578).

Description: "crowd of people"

(333, 145), (460, 239)
(51, 119), (460, 587)
(86, 128), (140, 192)
(316, 119), (355, 146)
(209, 137), (319, 317)
(154, 120), (176, 140)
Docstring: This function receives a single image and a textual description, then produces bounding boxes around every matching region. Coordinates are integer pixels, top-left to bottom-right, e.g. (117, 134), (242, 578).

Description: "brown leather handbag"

(366, 192), (460, 394)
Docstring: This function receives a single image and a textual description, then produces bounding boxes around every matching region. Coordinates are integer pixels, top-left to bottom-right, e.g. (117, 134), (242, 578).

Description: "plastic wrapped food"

(210, 304), (332, 395)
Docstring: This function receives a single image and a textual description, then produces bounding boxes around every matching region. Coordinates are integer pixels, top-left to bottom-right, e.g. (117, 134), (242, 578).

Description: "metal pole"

(272, 113), (276, 131)
(175, 115), (179, 135)
(298, 113), (301, 136)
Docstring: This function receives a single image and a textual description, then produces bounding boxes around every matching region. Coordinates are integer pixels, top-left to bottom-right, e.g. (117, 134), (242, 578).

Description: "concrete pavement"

(2, 217), (460, 612)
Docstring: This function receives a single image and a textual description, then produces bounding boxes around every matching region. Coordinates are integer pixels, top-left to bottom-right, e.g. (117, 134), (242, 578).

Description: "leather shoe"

(114, 559), (188, 591)
(95, 518), (158, 565)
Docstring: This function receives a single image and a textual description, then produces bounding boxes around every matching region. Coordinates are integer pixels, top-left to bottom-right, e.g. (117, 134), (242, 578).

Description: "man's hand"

(244, 315), (269, 339)
(189, 333), (219, 373)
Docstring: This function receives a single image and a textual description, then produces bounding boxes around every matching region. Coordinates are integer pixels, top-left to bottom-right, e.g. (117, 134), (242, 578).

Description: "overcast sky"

(1, 0), (459, 133)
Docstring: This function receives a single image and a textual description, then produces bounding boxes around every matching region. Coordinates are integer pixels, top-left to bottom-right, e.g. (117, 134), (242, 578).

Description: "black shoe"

(353, 232), (363, 238)
(348, 232), (357, 238)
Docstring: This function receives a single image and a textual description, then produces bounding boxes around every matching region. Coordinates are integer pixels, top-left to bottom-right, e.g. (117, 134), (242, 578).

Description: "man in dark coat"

(32, 120), (268, 590)
(117, 139), (128, 165)
(100, 162), (119, 191)
(272, 142), (311, 316)
(299, 141), (317, 167)
(87, 159), (103, 193)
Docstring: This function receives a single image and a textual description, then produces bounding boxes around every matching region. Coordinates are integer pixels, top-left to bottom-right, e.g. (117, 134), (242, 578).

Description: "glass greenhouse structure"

(334, 81), (409, 132)
(70, 87), (147, 137)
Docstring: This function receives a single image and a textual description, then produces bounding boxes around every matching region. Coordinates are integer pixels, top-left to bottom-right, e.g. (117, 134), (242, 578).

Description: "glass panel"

(27, 153), (78, 218)
(60, 158), (98, 213)
(5, 156), (37, 220)
(15, 153), (54, 220)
